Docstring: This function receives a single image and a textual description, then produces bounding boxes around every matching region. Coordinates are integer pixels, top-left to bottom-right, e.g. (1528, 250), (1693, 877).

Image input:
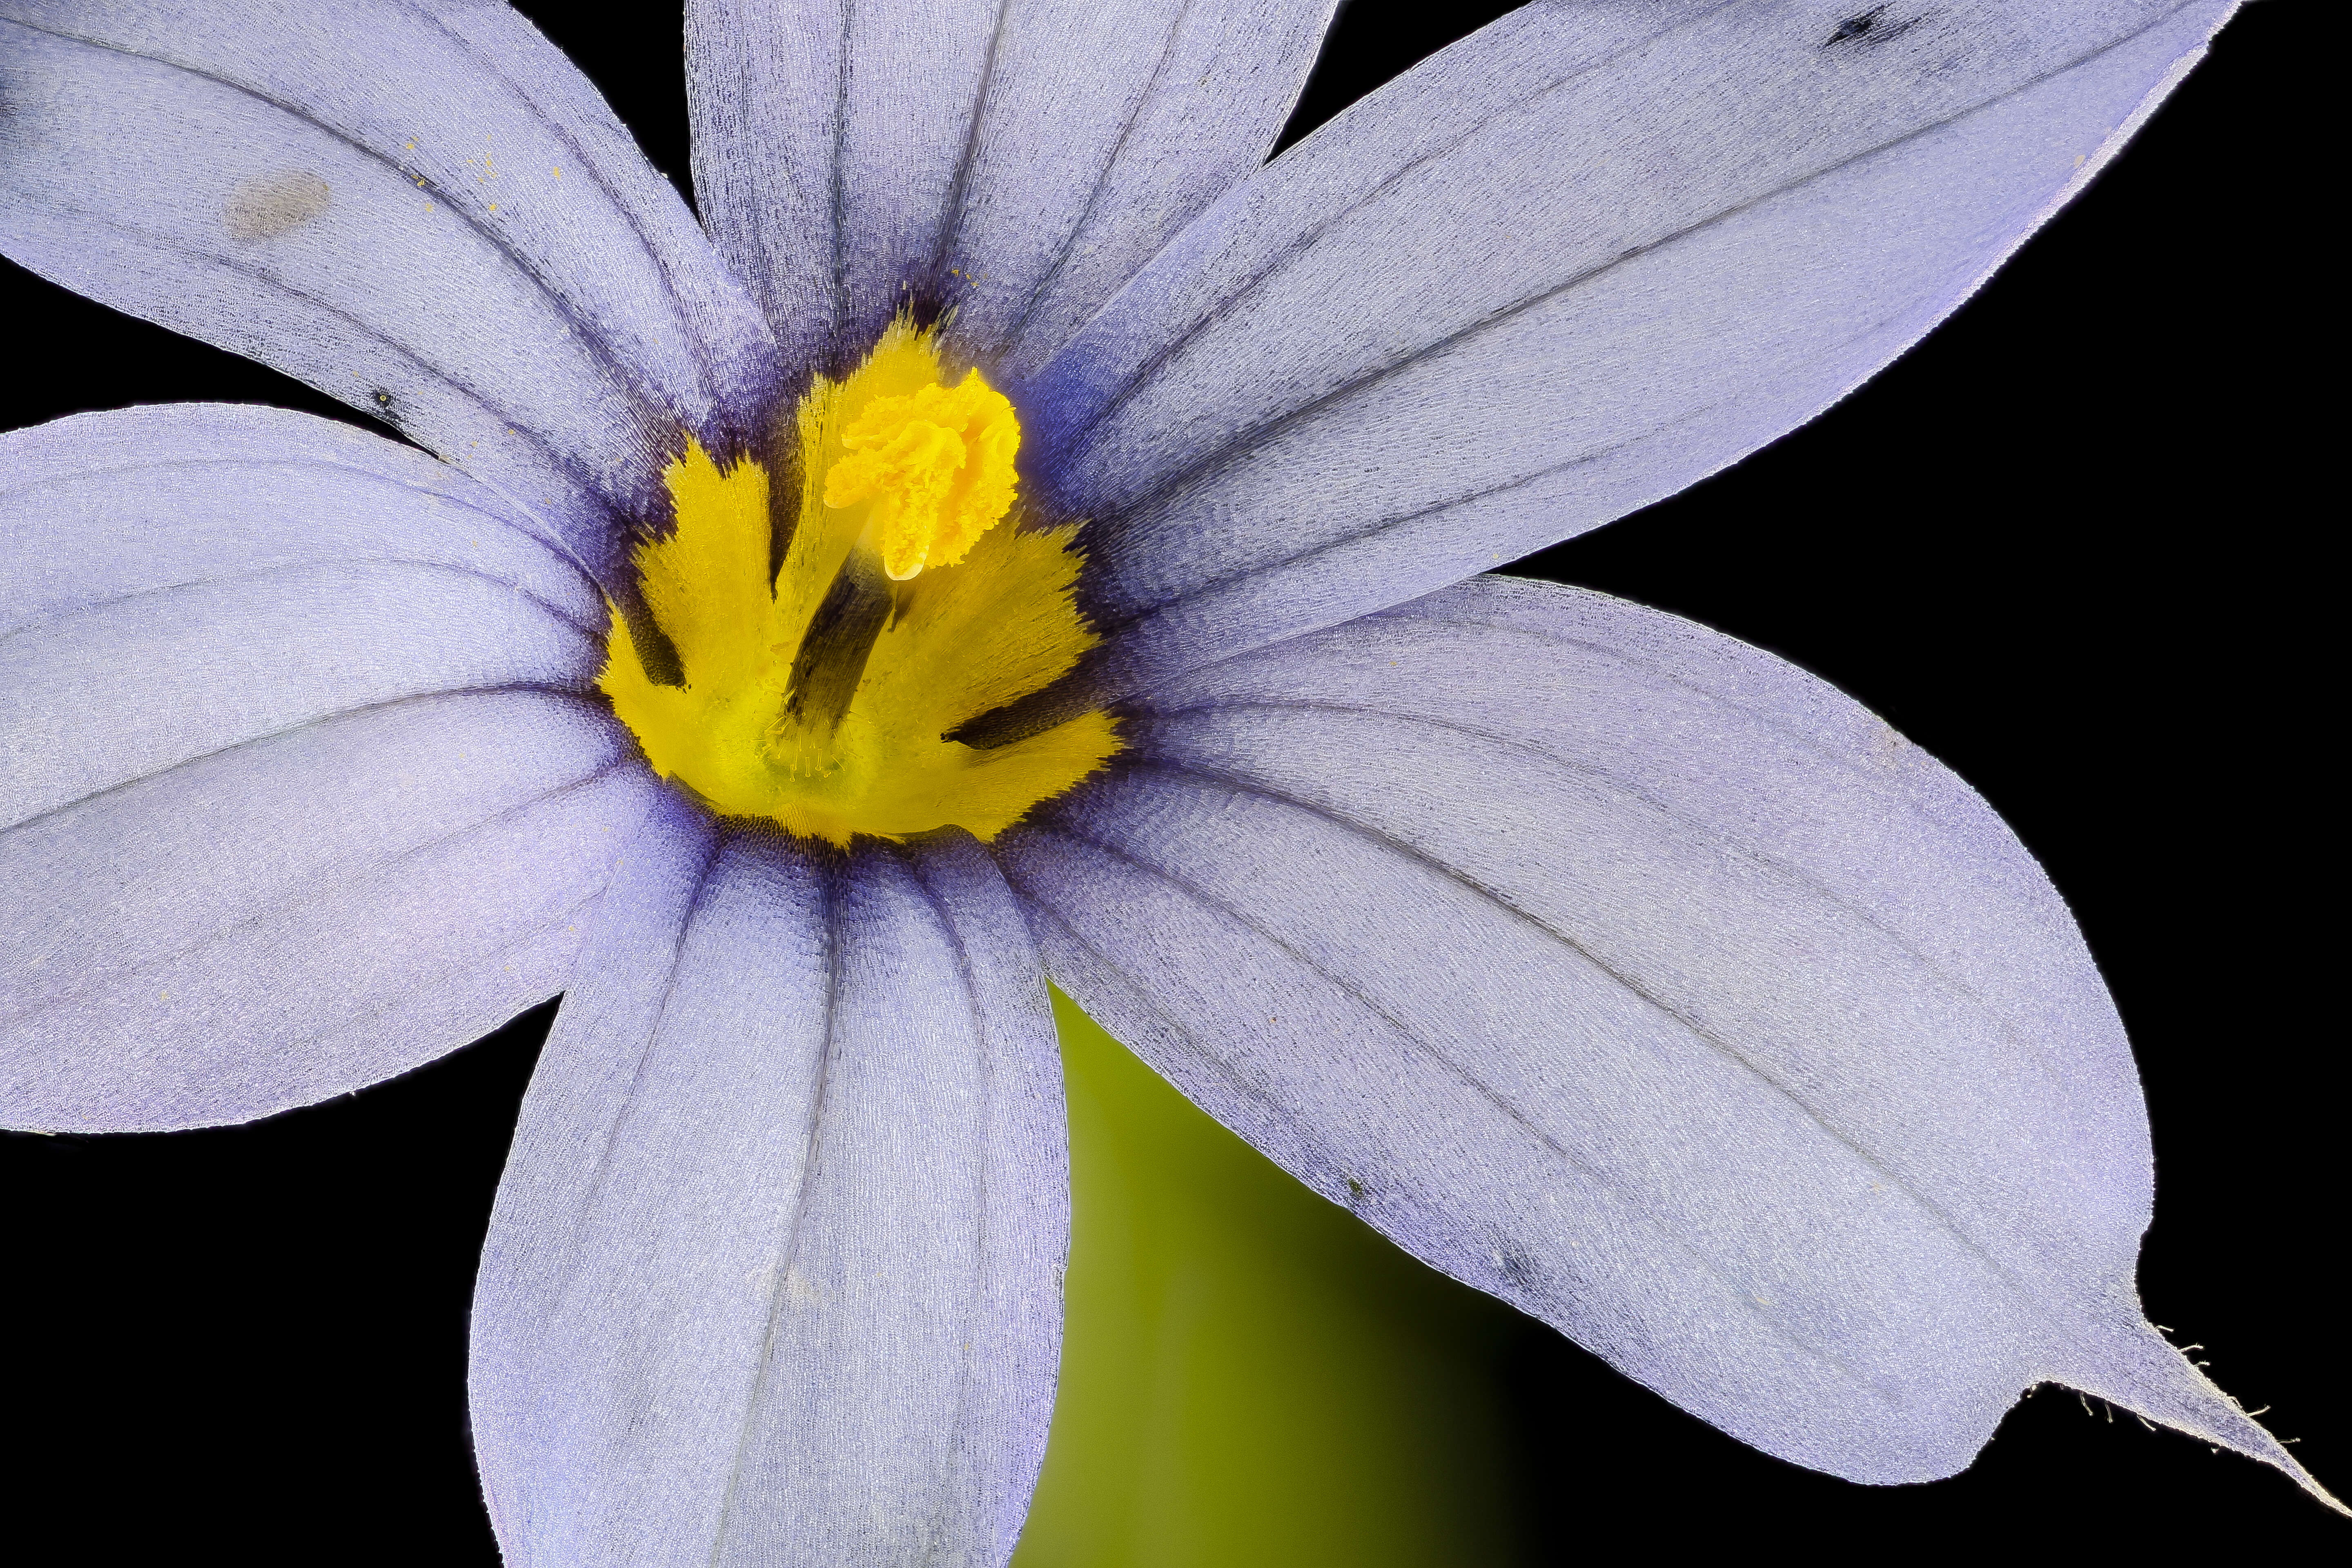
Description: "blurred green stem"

(1013, 989), (1533, 1567)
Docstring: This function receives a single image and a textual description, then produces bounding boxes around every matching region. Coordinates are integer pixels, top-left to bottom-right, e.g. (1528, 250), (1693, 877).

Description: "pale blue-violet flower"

(0, 1), (2336, 1561)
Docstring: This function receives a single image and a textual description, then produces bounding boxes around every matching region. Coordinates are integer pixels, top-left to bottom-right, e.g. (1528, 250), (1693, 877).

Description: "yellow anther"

(598, 318), (1117, 847)
(823, 368), (1020, 580)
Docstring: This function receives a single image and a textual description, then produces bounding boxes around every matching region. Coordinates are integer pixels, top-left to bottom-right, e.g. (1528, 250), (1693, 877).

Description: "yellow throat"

(599, 319), (1120, 846)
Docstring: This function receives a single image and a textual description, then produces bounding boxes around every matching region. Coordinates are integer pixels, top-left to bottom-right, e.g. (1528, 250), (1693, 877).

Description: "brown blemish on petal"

(223, 171), (331, 241)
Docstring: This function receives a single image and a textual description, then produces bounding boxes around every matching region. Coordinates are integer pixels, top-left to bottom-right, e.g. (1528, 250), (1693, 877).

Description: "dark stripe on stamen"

(613, 581), (684, 687)
(784, 546), (892, 735)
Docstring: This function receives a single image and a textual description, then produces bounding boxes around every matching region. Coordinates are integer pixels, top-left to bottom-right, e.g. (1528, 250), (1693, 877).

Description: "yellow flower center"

(824, 369), (1022, 581)
(599, 319), (1120, 846)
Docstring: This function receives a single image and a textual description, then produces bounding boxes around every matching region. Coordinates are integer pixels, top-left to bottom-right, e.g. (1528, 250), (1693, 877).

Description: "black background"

(3, 2), (2337, 1560)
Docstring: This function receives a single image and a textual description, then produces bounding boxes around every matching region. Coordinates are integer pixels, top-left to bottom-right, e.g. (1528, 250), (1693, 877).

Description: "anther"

(822, 368), (1020, 580)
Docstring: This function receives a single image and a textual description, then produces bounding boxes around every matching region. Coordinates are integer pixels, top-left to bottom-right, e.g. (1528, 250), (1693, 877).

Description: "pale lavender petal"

(685, 0), (995, 381)
(0, 498), (600, 829)
(472, 801), (1067, 1566)
(0, 403), (603, 636)
(997, 575), (2332, 1504)
(0, 407), (651, 1131)
(0, 1), (778, 582)
(685, 0), (1335, 379)
(933, 0), (1338, 376)
(0, 692), (650, 1133)
(1016, 0), (2235, 713)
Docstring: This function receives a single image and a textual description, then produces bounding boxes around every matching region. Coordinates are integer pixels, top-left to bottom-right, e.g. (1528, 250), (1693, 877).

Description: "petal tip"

(2053, 1308), (2346, 1516)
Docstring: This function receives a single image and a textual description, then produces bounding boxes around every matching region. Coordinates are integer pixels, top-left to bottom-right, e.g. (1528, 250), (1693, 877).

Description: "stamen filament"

(614, 585), (684, 688)
(779, 543), (892, 742)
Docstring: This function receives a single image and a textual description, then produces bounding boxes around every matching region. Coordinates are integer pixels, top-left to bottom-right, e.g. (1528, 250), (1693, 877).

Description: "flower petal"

(0, 406), (652, 1131)
(997, 575), (2333, 1505)
(471, 797), (1067, 1566)
(0, 1), (777, 581)
(0, 403), (603, 638)
(0, 408), (608, 826)
(1020, 0), (2236, 710)
(685, 0), (1336, 379)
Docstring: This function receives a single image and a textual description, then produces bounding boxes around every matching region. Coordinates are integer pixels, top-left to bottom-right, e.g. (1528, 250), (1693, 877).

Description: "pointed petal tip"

(2055, 1309), (2346, 1517)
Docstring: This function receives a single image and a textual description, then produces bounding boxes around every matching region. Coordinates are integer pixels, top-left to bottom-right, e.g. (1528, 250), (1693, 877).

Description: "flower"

(0, 0), (2335, 1561)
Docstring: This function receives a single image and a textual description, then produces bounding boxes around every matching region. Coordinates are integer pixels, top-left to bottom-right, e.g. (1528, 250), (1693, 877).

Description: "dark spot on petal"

(1826, 6), (1886, 44)
(1492, 1241), (1541, 1298)
(1345, 1175), (1367, 1205)
(224, 170), (332, 241)
(1823, 5), (1925, 49)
